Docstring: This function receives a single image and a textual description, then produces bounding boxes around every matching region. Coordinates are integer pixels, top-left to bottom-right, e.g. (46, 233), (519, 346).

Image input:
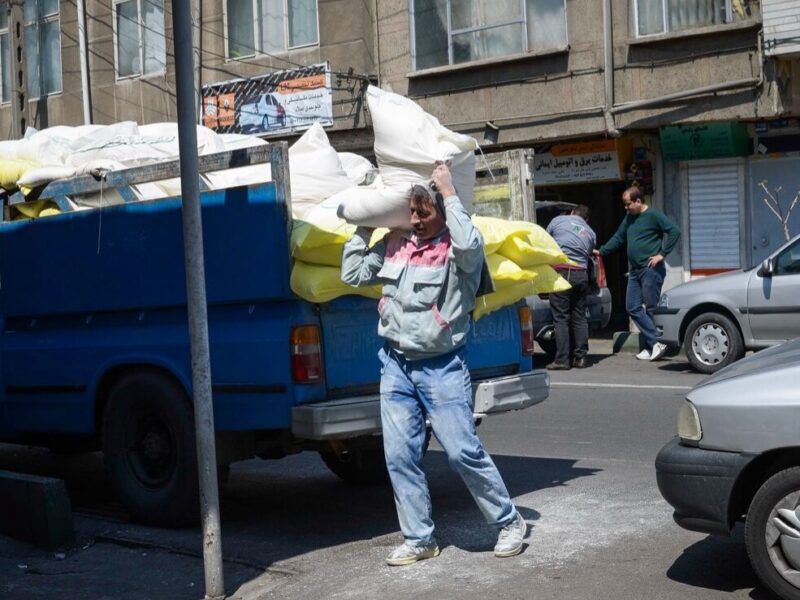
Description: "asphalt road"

(0, 345), (773, 599)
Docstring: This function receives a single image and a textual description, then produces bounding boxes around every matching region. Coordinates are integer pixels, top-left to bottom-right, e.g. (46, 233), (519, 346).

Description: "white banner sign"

(533, 150), (621, 185)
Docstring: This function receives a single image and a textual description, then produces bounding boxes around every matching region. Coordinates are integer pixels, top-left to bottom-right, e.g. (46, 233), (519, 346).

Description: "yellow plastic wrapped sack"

(291, 204), (387, 267)
(291, 261), (382, 303)
(476, 218), (568, 267)
(14, 200), (61, 219)
(0, 158), (40, 191)
(526, 264), (572, 295)
(471, 215), (510, 255)
(474, 281), (536, 321)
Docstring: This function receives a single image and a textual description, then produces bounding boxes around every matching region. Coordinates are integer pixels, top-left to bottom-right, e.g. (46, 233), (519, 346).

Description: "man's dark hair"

(624, 185), (644, 203)
(410, 183), (445, 217)
(572, 204), (591, 221)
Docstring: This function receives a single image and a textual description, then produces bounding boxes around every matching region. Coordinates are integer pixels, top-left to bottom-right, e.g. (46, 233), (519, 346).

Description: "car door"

(746, 236), (800, 344)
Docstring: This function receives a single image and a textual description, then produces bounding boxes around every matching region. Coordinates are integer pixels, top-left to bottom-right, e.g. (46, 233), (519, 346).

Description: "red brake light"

(518, 305), (534, 356)
(291, 325), (323, 384)
(596, 256), (607, 289)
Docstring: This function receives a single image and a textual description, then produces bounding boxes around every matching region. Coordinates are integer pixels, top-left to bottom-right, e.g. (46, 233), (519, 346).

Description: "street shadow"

(666, 525), (770, 598)
(656, 360), (703, 374)
(218, 451), (600, 562)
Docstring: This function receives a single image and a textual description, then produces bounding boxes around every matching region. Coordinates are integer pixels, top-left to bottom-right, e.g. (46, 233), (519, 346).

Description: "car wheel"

(683, 312), (744, 374)
(745, 467), (800, 600)
(102, 370), (199, 526)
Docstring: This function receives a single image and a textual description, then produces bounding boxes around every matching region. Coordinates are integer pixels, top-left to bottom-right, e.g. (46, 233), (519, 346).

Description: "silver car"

(653, 233), (800, 373)
(656, 337), (800, 600)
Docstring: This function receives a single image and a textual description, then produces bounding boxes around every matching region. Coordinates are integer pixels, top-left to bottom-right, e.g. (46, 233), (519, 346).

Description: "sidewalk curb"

(612, 331), (642, 354)
(0, 470), (75, 549)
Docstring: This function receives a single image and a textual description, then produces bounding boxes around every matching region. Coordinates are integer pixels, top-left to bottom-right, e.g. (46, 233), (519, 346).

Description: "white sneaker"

(635, 349), (651, 360)
(649, 342), (668, 361)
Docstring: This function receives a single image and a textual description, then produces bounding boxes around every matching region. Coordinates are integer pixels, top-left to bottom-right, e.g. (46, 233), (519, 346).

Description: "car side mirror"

(761, 258), (775, 277)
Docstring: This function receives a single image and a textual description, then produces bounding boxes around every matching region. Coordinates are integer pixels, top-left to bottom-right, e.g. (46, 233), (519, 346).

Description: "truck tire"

(102, 371), (200, 527)
(320, 447), (389, 485)
(537, 338), (556, 361)
(745, 467), (800, 600)
(684, 312), (744, 374)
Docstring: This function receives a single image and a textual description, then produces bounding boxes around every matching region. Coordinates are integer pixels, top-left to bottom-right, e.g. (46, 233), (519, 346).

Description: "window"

(226, 0), (318, 59)
(1, 5), (9, 103)
(114, 0), (166, 78)
(411, 0), (567, 70)
(775, 239), (800, 276)
(635, 0), (760, 37)
(24, 0), (62, 98)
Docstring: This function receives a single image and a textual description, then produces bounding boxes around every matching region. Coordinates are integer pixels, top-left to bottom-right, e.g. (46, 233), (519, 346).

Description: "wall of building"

(376, 0), (782, 145)
(0, 0), (377, 137)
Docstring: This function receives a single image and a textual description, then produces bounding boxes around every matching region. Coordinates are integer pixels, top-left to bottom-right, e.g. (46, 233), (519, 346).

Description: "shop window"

(23, 0), (62, 98)
(226, 0), (318, 59)
(635, 0), (760, 37)
(1, 5), (9, 104)
(411, 0), (567, 71)
(114, 0), (166, 78)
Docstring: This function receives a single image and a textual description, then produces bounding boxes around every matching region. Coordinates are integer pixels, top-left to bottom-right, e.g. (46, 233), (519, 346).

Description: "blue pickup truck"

(0, 143), (549, 526)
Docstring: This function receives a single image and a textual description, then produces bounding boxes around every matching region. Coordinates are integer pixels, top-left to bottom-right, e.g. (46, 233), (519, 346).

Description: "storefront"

(532, 136), (661, 329)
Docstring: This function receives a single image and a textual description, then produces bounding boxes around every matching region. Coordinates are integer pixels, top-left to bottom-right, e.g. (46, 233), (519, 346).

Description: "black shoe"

(572, 357), (589, 369)
(546, 362), (571, 370)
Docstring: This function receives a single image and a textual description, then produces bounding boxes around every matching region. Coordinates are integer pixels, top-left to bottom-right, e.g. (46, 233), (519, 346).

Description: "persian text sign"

(533, 140), (623, 184)
(202, 64), (333, 135)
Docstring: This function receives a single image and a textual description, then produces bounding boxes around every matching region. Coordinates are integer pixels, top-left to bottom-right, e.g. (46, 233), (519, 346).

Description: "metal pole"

(9, 0), (28, 138)
(170, 0), (225, 597)
(77, 0), (93, 124)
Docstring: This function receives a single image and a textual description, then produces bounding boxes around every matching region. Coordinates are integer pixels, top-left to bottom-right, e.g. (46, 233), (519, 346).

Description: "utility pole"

(171, 0), (226, 597)
(9, 0), (29, 138)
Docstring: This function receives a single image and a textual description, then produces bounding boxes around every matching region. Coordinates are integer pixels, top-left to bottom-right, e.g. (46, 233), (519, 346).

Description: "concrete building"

(2, 0), (800, 324)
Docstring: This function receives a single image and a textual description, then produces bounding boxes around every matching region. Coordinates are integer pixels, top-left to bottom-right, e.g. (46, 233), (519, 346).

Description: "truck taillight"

(291, 325), (323, 384)
(518, 305), (534, 356)
(596, 256), (607, 289)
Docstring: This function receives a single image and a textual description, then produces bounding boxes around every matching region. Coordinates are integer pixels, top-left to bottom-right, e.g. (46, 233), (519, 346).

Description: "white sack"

(338, 152), (376, 185)
(289, 123), (354, 218)
(17, 165), (77, 187)
(366, 85), (478, 213)
(335, 176), (411, 230)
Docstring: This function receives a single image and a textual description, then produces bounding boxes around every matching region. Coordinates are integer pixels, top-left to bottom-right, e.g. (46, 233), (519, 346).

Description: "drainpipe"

(77, 0), (92, 124)
(374, 0), (382, 86)
(602, 0), (620, 137)
(609, 77), (762, 115)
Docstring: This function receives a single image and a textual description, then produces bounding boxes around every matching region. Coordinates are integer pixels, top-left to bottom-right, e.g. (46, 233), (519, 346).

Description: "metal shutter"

(687, 161), (741, 272)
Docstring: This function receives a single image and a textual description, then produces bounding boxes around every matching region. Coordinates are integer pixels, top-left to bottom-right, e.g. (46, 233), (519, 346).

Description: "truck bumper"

(655, 437), (754, 535)
(292, 370), (550, 440)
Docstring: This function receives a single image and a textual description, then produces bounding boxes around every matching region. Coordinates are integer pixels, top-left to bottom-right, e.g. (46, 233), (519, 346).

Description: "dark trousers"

(625, 263), (665, 352)
(550, 268), (589, 365)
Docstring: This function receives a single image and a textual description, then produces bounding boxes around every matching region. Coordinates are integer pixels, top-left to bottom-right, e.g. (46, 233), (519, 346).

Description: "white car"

(653, 233), (800, 373)
(238, 93), (286, 132)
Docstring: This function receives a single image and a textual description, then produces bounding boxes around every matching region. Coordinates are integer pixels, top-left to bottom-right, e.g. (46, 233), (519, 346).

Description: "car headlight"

(677, 400), (702, 442)
(658, 293), (669, 308)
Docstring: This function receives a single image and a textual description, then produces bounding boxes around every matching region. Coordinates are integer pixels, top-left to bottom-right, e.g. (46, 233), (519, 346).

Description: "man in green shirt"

(596, 186), (681, 361)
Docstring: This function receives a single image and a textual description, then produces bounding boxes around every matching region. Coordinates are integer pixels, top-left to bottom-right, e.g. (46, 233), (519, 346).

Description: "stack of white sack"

(336, 85), (479, 229)
(289, 86), (571, 317)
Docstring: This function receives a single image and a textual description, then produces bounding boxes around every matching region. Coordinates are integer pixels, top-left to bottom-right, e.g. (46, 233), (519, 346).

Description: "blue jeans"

(379, 345), (517, 546)
(626, 264), (665, 352)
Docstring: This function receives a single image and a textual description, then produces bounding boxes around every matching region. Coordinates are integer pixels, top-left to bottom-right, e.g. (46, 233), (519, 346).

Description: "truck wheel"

(684, 312), (744, 374)
(745, 467), (800, 600)
(102, 371), (199, 526)
(537, 338), (556, 361)
(319, 447), (388, 485)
